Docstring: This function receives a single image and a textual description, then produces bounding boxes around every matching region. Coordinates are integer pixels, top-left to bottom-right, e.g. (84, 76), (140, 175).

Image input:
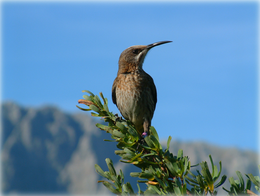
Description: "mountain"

(1, 102), (259, 195)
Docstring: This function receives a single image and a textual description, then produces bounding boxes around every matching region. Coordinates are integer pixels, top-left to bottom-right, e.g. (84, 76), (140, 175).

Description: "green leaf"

(95, 164), (107, 179)
(154, 176), (165, 188)
(144, 136), (155, 148)
(187, 170), (197, 178)
(183, 157), (190, 176)
(177, 149), (183, 159)
(99, 92), (107, 104)
(196, 175), (205, 188)
(123, 182), (134, 194)
(150, 135), (161, 150)
(104, 139), (116, 142)
(229, 177), (239, 189)
(247, 173), (260, 187)
(137, 183), (142, 194)
(102, 181), (121, 194)
(89, 105), (100, 113)
(94, 95), (103, 108)
(182, 183), (187, 194)
(117, 141), (134, 149)
(236, 171), (244, 190)
(222, 187), (231, 193)
(212, 165), (218, 179)
(105, 158), (116, 177)
(139, 172), (154, 180)
(214, 175), (227, 188)
(123, 148), (135, 155)
(186, 175), (199, 185)
(174, 187), (182, 196)
(120, 169), (124, 184)
(145, 185), (160, 195)
(137, 180), (148, 183)
(142, 151), (157, 157)
(150, 126), (159, 141)
(91, 112), (100, 117)
(82, 90), (94, 96)
(103, 103), (109, 113)
(115, 150), (125, 155)
(209, 155), (214, 175)
(130, 151), (144, 162)
(96, 123), (112, 132)
(121, 148), (135, 160)
(166, 136), (172, 151)
(112, 130), (125, 138)
(127, 126), (139, 138)
(130, 172), (141, 177)
(165, 159), (179, 176)
(200, 161), (213, 185)
(121, 154), (134, 160)
(114, 175), (122, 190)
(83, 94), (93, 101)
(116, 122), (127, 132)
(212, 164), (221, 182)
(191, 163), (200, 167)
(246, 178), (251, 190)
(76, 105), (91, 111)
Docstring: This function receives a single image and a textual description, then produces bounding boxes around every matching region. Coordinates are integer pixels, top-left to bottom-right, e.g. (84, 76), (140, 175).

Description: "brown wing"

(112, 78), (118, 106)
(147, 74), (157, 110)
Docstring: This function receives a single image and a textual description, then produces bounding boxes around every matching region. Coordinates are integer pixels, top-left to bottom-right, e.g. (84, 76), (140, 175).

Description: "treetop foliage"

(77, 90), (259, 196)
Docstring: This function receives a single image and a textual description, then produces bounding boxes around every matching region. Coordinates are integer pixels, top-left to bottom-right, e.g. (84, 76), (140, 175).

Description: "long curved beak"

(147, 41), (172, 49)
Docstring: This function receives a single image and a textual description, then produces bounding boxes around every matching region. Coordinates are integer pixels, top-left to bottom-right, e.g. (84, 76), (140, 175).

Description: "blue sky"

(2, 2), (259, 151)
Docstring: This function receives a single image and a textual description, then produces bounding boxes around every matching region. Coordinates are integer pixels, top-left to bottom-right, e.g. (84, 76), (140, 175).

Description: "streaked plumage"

(112, 41), (171, 135)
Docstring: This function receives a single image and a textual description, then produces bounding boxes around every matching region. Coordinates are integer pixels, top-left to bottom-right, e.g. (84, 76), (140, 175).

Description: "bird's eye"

(132, 49), (140, 54)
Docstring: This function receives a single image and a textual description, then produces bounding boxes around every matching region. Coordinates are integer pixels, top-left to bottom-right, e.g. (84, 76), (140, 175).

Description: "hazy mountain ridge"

(1, 102), (259, 195)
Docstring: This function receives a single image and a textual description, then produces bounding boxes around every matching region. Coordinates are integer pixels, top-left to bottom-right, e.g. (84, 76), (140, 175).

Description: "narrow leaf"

(95, 164), (107, 179)
(150, 126), (159, 141)
(246, 178), (252, 190)
(214, 175), (227, 189)
(102, 181), (121, 194)
(76, 105), (91, 111)
(130, 172), (141, 177)
(236, 171), (244, 190)
(209, 155), (214, 176)
(247, 174), (260, 187)
(112, 130), (125, 138)
(139, 172), (154, 180)
(105, 158), (116, 177)
(83, 94), (93, 101)
(99, 92), (107, 104)
(174, 187), (182, 196)
(166, 136), (172, 151)
(123, 182), (134, 194)
(177, 149), (183, 159)
(144, 136), (155, 148)
(82, 90), (94, 96)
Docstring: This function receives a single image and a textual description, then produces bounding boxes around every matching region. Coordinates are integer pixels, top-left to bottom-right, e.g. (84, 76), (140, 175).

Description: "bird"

(112, 41), (172, 136)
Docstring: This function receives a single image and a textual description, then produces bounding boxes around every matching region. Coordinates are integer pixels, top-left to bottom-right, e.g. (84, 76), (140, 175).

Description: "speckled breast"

(115, 72), (147, 128)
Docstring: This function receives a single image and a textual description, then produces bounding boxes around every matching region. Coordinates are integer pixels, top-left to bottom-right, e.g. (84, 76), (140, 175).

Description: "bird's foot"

(137, 132), (148, 148)
(141, 132), (148, 137)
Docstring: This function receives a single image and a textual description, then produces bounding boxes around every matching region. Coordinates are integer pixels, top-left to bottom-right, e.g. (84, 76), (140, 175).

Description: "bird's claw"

(137, 132), (148, 148)
(142, 132), (147, 137)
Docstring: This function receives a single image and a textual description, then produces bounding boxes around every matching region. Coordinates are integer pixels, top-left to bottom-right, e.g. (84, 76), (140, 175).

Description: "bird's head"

(117, 41), (172, 74)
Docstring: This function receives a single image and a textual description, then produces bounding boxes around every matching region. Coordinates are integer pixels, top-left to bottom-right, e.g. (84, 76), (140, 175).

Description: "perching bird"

(112, 41), (172, 136)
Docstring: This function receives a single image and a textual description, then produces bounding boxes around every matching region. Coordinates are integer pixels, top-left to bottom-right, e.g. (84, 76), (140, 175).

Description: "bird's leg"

(142, 119), (150, 137)
(136, 119), (150, 149)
